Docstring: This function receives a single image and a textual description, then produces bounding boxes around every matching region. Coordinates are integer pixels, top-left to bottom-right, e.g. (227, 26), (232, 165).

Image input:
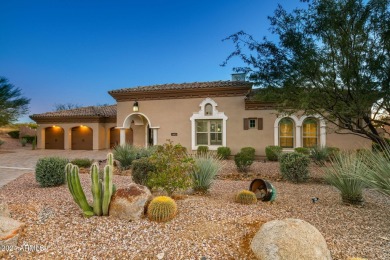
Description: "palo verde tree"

(0, 77), (30, 126)
(223, 0), (390, 148)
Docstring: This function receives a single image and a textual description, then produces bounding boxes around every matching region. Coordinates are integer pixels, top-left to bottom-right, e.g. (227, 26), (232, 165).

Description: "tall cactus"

(107, 152), (114, 167)
(66, 164), (93, 216)
(90, 163), (102, 216)
(102, 164), (113, 216)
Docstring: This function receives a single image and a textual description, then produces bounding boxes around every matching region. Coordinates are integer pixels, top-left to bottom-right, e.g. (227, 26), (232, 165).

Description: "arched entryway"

(45, 126), (64, 149)
(119, 113), (158, 147)
(71, 126), (93, 150)
(110, 127), (133, 148)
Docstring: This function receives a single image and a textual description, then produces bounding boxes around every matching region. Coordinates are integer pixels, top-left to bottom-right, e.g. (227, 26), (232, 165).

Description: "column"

(120, 128), (126, 145)
(152, 128), (158, 146)
(295, 125), (302, 147)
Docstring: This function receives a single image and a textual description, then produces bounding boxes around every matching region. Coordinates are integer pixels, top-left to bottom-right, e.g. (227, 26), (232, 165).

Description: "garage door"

(71, 126), (93, 150)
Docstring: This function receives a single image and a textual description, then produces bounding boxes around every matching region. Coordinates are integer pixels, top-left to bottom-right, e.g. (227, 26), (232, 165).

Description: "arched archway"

(45, 126), (64, 149)
(71, 126), (93, 150)
(110, 127), (133, 148)
(120, 113), (157, 147)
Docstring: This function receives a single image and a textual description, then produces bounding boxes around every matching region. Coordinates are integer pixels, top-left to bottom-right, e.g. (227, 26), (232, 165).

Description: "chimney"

(231, 73), (246, 81)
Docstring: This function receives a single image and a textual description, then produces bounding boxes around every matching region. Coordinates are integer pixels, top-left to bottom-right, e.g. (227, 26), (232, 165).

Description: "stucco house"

(30, 78), (370, 155)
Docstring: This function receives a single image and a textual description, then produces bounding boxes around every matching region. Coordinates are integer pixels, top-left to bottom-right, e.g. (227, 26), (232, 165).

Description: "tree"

(53, 103), (82, 111)
(223, 0), (390, 148)
(0, 77), (30, 126)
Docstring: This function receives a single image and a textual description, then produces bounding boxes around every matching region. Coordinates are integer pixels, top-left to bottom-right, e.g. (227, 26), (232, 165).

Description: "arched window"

(205, 103), (213, 116)
(279, 118), (294, 148)
(302, 118), (318, 147)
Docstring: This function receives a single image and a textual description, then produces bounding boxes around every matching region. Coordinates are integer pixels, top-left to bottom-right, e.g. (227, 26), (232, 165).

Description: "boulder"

(250, 218), (332, 260)
(0, 200), (10, 217)
(109, 184), (152, 221)
(0, 216), (25, 248)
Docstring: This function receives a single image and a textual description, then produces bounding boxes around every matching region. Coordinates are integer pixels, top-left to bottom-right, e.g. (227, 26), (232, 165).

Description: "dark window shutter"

(244, 118), (249, 130)
(258, 118), (263, 130)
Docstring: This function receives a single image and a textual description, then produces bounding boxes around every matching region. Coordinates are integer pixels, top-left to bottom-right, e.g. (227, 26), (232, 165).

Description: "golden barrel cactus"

(147, 196), (177, 222)
(235, 190), (257, 205)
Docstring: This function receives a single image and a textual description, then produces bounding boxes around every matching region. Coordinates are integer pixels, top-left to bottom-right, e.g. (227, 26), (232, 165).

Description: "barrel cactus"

(147, 196), (177, 222)
(235, 190), (257, 205)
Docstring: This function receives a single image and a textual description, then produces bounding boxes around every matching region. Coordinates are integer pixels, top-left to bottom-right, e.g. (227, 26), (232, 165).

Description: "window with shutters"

(244, 118), (263, 130)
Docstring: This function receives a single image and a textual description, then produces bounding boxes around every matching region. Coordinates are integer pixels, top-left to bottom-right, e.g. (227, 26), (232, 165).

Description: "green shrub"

(217, 146), (231, 160)
(131, 157), (156, 187)
(8, 130), (20, 139)
(35, 157), (69, 187)
(372, 138), (390, 152)
(190, 153), (223, 192)
(324, 152), (366, 204)
(310, 146), (329, 166)
(70, 158), (93, 168)
(22, 135), (36, 144)
(197, 146), (209, 155)
(327, 146), (340, 160)
(279, 152), (310, 183)
(294, 147), (310, 155)
(147, 141), (194, 196)
(235, 147), (256, 173)
(113, 144), (139, 170)
(20, 138), (27, 147)
(265, 145), (282, 161)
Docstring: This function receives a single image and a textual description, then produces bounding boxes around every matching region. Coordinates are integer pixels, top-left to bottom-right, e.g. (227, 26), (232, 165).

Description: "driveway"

(0, 149), (111, 188)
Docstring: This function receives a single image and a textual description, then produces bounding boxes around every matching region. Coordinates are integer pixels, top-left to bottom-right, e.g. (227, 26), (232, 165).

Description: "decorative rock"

(0, 216), (25, 247)
(109, 184), (152, 221)
(0, 200), (10, 217)
(250, 218), (332, 260)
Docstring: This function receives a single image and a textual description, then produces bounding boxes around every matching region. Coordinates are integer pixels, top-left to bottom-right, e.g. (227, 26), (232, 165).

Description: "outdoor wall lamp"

(133, 101), (139, 112)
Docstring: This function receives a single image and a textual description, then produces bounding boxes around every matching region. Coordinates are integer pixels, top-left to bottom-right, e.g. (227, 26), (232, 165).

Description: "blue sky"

(0, 0), (306, 122)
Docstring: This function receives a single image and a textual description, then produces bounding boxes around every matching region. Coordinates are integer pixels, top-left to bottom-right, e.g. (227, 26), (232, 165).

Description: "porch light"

(133, 101), (139, 112)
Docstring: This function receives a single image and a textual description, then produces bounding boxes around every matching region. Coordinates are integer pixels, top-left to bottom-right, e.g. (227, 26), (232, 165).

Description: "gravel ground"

(0, 160), (389, 260)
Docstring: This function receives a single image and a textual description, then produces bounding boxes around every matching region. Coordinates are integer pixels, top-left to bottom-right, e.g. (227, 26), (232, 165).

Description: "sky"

(0, 0), (307, 122)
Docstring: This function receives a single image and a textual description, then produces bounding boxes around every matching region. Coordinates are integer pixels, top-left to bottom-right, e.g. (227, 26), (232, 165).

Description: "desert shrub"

(20, 138), (27, 147)
(190, 153), (223, 192)
(294, 147), (310, 155)
(265, 145), (282, 161)
(131, 157), (156, 187)
(70, 158), (93, 168)
(326, 146), (340, 160)
(8, 130), (19, 139)
(324, 152), (366, 204)
(137, 146), (156, 159)
(310, 146), (329, 166)
(147, 196), (177, 222)
(197, 146), (209, 155)
(235, 147), (256, 172)
(0, 139), (4, 147)
(217, 146), (231, 159)
(372, 138), (390, 152)
(147, 141), (194, 196)
(235, 190), (257, 205)
(113, 144), (139, 170)
(279, 152), (310, 183)
(22, 135), (36, 144)
(35, 157), (68, 187)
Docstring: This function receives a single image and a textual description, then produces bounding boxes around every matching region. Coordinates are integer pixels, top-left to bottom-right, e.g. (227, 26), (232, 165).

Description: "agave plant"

(324, 152), (366, 205)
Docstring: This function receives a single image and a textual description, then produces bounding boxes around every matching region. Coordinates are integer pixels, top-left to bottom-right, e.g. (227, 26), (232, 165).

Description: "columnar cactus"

(90, 163), (102, 216)
(102, 164), (113, 216)
(107, 152), (114, 167)
(147, 196), (177, 222)
(235, 190), (257, 205)
(65, 163), (94, 216)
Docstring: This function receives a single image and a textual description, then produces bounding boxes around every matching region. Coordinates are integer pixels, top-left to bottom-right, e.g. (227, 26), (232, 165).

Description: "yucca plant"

(190, 152), (223, 192)
(324, 152), (366, 205)
(113, 144), (138, 170)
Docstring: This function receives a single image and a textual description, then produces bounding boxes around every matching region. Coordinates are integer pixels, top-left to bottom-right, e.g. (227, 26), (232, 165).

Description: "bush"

(327, 146), (340, 160)
(265, 146), (282, 161)
(310, 146), (329, 166)
(372, 138), (390, 152)
(0, 139), (4, 147)
(217, 146), (231, 159)
(131, 157), (156, 187)
(197, 146), (209, 155)
(190, 153), (223, 192)
(279, 152), (310, 183)
(324, 152), (366, 204)
(147, 140), (194, 196)
(235, 147), (256, 172)
(35, 157), (69, 187)
(8, 130), (20, 139)
(113, 144), (139, 170)
(22, 135), (36, 144)
(70, 158), (93, 168)
(294, 147), (310, 155)
(20, 138), (27, 147)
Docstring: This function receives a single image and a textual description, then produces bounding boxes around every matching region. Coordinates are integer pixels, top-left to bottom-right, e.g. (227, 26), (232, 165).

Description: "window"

(302, 118), (318, 147)
(279, 118), (294, 148)
(249, 119), (256, 128)
(205, 103), (213, 116)
(243, 118), (263, 130)
(196, 119), (222, 145)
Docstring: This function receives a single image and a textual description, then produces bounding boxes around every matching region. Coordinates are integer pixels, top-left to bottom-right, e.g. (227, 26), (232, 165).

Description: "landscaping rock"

(0, 216), (25, 248)
(0, 199), (10, 217)
(250, 218), (332, 260)
(109, 184), (152, 221)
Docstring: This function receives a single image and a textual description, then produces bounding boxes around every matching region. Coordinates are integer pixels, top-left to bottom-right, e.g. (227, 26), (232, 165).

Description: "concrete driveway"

(0, 149), (111, 188)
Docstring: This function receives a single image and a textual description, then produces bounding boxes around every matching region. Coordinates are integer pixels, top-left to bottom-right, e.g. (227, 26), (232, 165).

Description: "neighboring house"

(30, 77), (371, 155)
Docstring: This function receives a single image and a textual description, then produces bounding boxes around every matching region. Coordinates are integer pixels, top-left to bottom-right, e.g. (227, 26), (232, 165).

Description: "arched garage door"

(45, 126), (64, 149)
(71, 126), (93, 150)
(110, 127), (133, 148)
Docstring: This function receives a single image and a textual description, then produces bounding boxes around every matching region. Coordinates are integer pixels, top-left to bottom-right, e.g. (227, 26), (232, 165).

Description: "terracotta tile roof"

(30, 105), (116, 118)
(109, 80), (252, 94)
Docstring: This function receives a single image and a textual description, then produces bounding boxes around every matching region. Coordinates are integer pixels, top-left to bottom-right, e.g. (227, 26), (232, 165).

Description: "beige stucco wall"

(36, 122), (116, 150)
(116, 96), (371, 156)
